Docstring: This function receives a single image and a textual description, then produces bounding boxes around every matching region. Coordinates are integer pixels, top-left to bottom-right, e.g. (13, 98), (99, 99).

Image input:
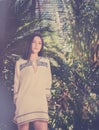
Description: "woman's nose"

(34, 42), (38, 48)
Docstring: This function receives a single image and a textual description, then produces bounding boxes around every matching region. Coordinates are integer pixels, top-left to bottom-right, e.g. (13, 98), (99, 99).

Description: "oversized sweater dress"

(13, 57), (52, 125)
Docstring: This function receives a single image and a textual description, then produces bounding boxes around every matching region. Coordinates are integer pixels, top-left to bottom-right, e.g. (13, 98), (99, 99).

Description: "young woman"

(13, 32), (52, 130)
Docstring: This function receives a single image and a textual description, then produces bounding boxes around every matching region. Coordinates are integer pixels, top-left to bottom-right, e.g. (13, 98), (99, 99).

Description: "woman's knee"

(18, 123), (29, 130)
(33, 121), (48, 130)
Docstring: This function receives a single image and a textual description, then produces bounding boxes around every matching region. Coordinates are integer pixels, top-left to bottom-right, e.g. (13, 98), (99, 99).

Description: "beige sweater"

(13, 57), (52, 125)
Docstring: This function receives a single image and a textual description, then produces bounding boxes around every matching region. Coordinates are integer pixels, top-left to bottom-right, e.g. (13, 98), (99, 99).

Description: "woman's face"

(31, 36), (42, 55)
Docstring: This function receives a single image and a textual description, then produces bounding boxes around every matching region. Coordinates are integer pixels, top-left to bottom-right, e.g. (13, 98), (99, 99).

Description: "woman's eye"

(32, 40), (42, 45)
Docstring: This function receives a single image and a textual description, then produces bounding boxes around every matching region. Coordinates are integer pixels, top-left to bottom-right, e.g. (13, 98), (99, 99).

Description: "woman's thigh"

(18, 123), (29, 130)
(33, 121), (48, 130)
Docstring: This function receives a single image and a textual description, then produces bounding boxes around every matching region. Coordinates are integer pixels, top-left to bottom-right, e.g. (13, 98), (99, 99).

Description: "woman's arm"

(46, 59), (52, 101)
(13, 60), (20, 104)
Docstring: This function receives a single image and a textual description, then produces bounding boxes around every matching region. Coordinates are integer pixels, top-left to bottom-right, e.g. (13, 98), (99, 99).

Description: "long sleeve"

(46, 59), (52, 101)
(13, 60), (20, 104)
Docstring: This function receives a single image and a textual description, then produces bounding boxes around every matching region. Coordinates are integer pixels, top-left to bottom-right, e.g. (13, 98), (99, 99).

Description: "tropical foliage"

(0, 0), (99, 130)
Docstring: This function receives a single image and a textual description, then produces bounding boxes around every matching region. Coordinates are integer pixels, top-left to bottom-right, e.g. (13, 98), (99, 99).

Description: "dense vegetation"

(0, 0), (99, 130)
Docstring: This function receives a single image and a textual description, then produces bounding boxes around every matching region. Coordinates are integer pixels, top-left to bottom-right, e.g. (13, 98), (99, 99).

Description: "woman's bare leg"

(18, 123), (29, 130)
(33, 121), (48, 130)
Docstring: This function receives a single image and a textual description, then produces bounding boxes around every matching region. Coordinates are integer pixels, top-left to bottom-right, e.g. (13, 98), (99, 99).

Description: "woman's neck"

(30, 54), (39, 60)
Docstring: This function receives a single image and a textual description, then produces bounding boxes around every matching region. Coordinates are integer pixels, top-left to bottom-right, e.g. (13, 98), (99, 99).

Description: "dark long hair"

(23, 32), (44, 60)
